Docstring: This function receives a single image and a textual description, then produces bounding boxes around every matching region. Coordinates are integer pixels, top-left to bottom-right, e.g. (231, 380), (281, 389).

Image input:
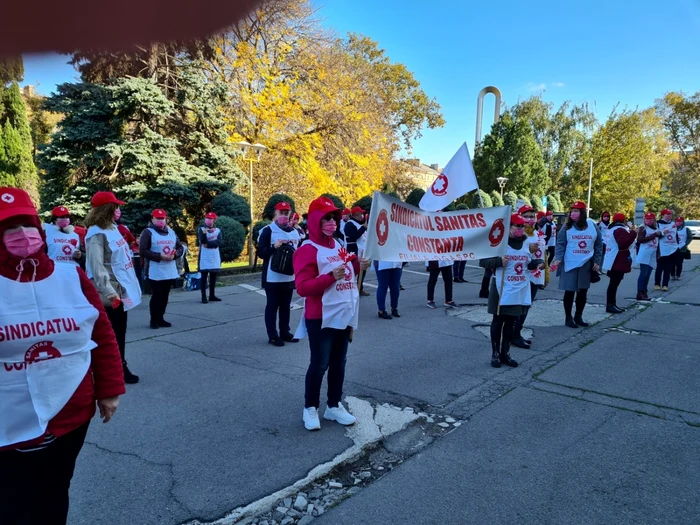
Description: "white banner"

(365, 192), (511, 262)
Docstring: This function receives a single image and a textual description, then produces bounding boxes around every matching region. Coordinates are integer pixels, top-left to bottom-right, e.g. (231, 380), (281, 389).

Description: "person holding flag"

(480, 214), (545, 368)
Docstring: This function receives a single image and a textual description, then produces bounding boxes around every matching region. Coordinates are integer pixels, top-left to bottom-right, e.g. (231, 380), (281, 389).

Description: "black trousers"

(654, 255), (674, 287)
(491, 314), (517, 347)
(0, 422), (90, 525)
(427, 266), (453, 302)
(149, 278), (173, 322)
(547, 246), (555, 265)
(200, 270), (218, 298)
(265, 287), (294, 339)
(672, 250), (685, 278)
(305, 319), (350, 409)
(480, 268), (492, 295)
(105, 302), (127, 363)
(606, 270), (625, 305)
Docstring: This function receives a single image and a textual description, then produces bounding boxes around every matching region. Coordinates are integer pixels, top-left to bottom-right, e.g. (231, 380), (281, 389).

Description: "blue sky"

(22, 0), (700, 167)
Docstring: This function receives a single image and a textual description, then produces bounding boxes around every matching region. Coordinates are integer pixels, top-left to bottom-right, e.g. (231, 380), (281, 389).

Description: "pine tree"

(0, 82), (37, 196)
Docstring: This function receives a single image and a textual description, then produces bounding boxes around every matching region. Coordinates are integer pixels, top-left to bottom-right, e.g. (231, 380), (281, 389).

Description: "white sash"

(635, 226), (658, 268)
(199, 227), (222, 271)
(86, 225), (142, 311)
(146, 227), (179, 280)
(677, 227), (688, 249)
(494, 244), (532, 306)
(602, 225), (626, 272)
(0, 265), (97, 447)
(527, 231), (546, 285)
(658, 223), (679, 257)
(43, 223), (80, 265)
(564, 219), (597, 271)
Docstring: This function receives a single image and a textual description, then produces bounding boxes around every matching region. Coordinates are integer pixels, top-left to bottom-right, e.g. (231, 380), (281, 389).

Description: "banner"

(365, 192), (511, 262)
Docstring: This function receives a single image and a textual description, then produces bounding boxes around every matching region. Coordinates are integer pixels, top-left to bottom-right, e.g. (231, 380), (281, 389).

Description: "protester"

(479, 268), (492, 298)
(453, 259), (467, 283)
(480, 214), (544, 368)
(601, 213), (637, 313)
(257, 201), (301, 346)
(343, 206), (369, 296)
(139, 209), (183, 329)
(512, 205), (545, 349)
(635, 212), (660, 300)
(293, 196), (369, 431)
(290, 212), (306, 241)
(375, 260), (403, 319)
(551, 201), (603, 328)
(671, 216), (691, 280)
(338, 208), (351, 246)
(0, 187), (126, 525)
(44, 205), (83, 266)
(426, 259), (456, 308)
(653, 209), (679, 291)
(543, 211), (557, 264)
(85, 191), (142, 384)
(598, 211), (611, 256)
(198, 212), (223, 304)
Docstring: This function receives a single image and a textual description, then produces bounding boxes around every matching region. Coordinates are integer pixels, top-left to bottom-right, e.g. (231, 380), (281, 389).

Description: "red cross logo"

(514, 262), (524, 275)
(1, 193), (14, 203)
(62, 245), (73, 255)
(25, 341), (62, 364)
(578, 240), (587, 249)
(431, 174), (449, 197)
(489, 219), (506, 247)
(376, 209), (389, 246)
(163, 246), (172, 255)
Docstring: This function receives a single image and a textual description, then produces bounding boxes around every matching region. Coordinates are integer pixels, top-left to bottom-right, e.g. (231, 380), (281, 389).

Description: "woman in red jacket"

(293, 196), (369, 431)
(0, 188), (125, 525)
(601, 212), (638, 313)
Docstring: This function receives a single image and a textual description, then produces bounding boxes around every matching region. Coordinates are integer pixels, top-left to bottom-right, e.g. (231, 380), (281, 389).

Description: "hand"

(502, 256), (508, 267)
(332, 265), (346, 281)
(72, 250), (82, 259)
(592, 263), (600, 272)
(107, 293), (119, 302)
(359, 258), (370, 271)
(538, 262), (545, 270)
(164, 252), (175, 261)
(98, 396), (119, 423)
(274, 240), (284, 248)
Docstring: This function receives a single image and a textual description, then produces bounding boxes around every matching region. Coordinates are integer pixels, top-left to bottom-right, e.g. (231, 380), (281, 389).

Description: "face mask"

(322, 220), (337, 236)
(153, 219), (166, 228)
(3, 226), (44, 258)
(675, 222), (683, 227)
(645, 219), (655, 226)
(114, 209), (122, 221)
(205, 219), (214, 228)
(511, 229), (525, 238)
(570, 211), (581, 221)
(276, 215), (289, 226)
(56, 218), (70, 229)
(524, 218), (536, 226)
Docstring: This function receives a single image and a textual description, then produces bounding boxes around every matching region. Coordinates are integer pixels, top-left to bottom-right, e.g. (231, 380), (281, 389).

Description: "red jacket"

(609, 224), (638, 273)
(293, 206), (360, 320)
(0, 246), (125, 450)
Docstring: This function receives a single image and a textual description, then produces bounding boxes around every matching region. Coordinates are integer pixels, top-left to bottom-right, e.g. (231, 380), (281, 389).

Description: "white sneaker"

(303, 407), (321, 431)
(324, 402), (357, 426)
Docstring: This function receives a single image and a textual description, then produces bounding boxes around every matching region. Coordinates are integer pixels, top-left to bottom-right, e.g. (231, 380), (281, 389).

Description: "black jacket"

(343, 221), (366, 255)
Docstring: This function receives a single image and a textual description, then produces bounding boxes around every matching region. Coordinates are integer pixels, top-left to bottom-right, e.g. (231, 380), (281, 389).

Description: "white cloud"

(552, 82), (566, 88)
(526, 82), (547, 92)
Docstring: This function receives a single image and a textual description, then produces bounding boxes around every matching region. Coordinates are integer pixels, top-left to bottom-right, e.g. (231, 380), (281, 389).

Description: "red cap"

(660, 208), (673, 216)
(342, 208), (351, 216)
(275, 201), (291, 212)
(309, 196), (340, 216)
(51, 205), (70, 217)
(290, 212), (300, 221)
(536, 211), (545, 219)
(644, 212), (656, 219)
(546, 211), (554, 216)
(518, 205), (534, 214)
(350, 206), (365, 215)
(612, 213), (625, 223)
(676, 216), (684, 222)
(571, 201), (587, 210)
(152, 209), (167, 219)
(205, 212), (217, 220)
(510, 213), (527, 226)
(0, 187), (38, 223)
(91, 191), (125, 208)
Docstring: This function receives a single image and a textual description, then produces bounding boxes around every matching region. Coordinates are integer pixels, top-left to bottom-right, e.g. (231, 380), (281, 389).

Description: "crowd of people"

(0, 184), (694, 523)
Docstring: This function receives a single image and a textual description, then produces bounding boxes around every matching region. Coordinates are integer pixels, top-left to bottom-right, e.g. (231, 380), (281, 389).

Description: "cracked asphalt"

(70, 244), (700, 524)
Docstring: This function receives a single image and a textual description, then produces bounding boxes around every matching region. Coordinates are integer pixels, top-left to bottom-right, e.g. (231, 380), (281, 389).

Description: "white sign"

(634, 198), (646, 226)
(365, 192), (511, 262)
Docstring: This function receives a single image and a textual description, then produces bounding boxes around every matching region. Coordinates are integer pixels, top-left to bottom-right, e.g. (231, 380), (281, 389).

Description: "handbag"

(683, 249), (691, 260)
(590, 265), (601, 283)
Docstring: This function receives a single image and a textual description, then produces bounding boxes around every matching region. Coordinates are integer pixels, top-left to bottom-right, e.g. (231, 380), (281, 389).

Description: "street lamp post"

(496, 177), (508, 197)
(236, 141), (267, 267)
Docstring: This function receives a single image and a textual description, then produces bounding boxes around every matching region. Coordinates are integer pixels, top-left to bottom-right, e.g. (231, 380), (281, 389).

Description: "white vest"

(564, 219), (597, 271)
(494, 244), (532, 306)
(599, 222), (610, 244)
(265, 222), (301, 283)
(199, 227), (222, 271)
(44, 223), (80, 265)
(657, 223), (679, 257)
(602, 225), (626, 272)
(147, 227), (179, 281)
(547, 222), (557, 247)
(635, 226), (658, 268)
(527, 230), (546, 285)
(344, 220), (367, 255)
(0, 264), (97, 447)
(677, 226), (688, 249)
(86, 225), (143, 311)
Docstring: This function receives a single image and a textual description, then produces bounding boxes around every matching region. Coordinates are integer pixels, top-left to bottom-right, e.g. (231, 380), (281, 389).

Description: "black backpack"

(271, 243), (296, 275)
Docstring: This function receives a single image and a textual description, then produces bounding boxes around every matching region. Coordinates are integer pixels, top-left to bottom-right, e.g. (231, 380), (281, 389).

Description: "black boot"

(201, 291), (208, 304)
(209, 273), (221, 301)
(391, 308), (401, 318)
(123, 361), (139, 384)
(491, 341), (501, 368)
(565, 316), (579, 328)
(574, 316), (589, 327)
(378, 310), (392, 320)
(499, 340), (518, 367)
(606, 304), (619, 314)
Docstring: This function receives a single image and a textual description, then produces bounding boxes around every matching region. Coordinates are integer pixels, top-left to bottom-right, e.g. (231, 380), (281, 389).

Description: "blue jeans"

(638, 264), (653, 292)
(453, 261), (466, 279)
(304, 319), (350, 408)
(375, 265), (402, 311)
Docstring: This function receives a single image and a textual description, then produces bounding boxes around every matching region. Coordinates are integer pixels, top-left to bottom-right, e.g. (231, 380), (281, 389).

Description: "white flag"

(419, 142), (479, 211)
